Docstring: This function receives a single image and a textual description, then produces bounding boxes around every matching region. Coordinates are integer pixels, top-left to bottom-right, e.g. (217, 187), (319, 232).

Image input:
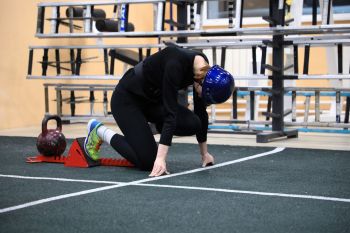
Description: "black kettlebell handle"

(42, 115), (62, 135)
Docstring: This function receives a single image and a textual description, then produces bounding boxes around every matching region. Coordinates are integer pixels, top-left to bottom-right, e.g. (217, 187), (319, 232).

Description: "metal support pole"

(69, 49), (75, 75)
(37, 6), (45, 34)
(235, 0), (242, 29)
(266, 95), (272, 126)
(232, 90), (238, 119)
(337, 44), (343, 74)
(42, 49), (49, 76)
(303, 45), (310, 74)
(28, 49), (33, 75)
(210, 105), (216, 123)
(312, 0), (317, 25)
(345, 97), (350, 125)
(110, 51), (115, 75)
(146, 48), (151, 57)
(56, 88), (62, 116)
(212, 47), (217, 65)
(250, 91), (255, 120)
(90, 5), (94, 31)
(44, 85), (49, 114)
(336, 91), (341, 123)
(68, 7), (74, 33)
(271, 35), (284, 131)
(55, 6), (60, 33)
(70, 91), (75, 116)
(55, 49), (61, 75)
(103, 48), (109, 75)
(252, 46), (257, 74)
(50, 7), (59, 34)
(75, 48), (82, 75)
(260, 46), (267, 74)
(195, 1), (202, 30)
(84, 5), (92, 33)
(315, 90), (321, 122)
(292, 91), (297, 122)
(257, 0), (298, 142)
(155, 2), (164, 31)
(221, 47), (227, 68)
(321, 0), (332, 25)
(327, 0), (332, 25)
(169, 0), (174, 31)
(293, 45), (298, 73)
(103, 91), (108, 116)
(240, 0), (245, 28)
(138, 48), (143, 62)
(304, 96), (311, 123)
(89, 88), (95, 115)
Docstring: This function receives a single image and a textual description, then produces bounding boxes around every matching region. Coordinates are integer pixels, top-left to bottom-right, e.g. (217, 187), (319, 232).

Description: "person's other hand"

(201, 152), (214, 167)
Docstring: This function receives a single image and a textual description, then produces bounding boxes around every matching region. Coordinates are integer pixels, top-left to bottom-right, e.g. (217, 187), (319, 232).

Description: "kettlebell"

(36, 115), (67, 156)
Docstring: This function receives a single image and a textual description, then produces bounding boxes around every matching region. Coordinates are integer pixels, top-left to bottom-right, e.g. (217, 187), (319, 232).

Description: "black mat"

(0, 136), (349, 233)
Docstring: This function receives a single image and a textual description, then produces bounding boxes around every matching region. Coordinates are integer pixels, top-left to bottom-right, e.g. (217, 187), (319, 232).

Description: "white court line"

(136, 184), (350, 203)
(0, 174), (120, 185)
(0, 147), (284, 214)
(2, 172), (350, 204)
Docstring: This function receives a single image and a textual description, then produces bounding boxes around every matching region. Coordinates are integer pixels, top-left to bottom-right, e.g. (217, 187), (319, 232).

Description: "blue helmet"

(202, 65), (235, 105)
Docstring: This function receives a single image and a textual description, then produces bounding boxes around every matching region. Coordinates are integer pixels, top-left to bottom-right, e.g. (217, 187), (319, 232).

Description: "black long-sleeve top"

(119, 47), (209, 146)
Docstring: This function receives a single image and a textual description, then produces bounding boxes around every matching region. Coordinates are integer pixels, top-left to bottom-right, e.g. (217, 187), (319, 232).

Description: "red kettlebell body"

(36, 115), (67, 156)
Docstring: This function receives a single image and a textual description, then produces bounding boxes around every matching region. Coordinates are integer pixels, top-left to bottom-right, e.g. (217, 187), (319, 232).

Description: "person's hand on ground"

(149, 157), (170, 177)
(201, 152), (215, 167)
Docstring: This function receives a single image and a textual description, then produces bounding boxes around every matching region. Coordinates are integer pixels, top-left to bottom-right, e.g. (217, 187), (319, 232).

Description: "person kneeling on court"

(83, 47), (234, 177)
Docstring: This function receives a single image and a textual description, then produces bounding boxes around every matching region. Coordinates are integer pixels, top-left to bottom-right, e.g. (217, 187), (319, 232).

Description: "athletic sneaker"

(84, 119), (103, 161)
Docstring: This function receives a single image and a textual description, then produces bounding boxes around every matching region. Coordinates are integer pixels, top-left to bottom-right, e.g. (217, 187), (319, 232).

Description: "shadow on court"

(0, 136), (349, 233)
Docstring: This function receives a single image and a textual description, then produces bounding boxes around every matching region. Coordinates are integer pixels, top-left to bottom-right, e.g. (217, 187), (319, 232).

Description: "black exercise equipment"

(65, 7), (106, 19)
(95, 19), (135, 32)
(109, 49), (140, 66)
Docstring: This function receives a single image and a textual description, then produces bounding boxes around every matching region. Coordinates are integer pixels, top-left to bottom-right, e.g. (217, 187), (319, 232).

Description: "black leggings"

(110, 86), (202, 171)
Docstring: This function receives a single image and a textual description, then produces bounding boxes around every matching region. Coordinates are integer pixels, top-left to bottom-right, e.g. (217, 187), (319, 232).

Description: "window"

(303, 0), (350, 14)
(203, 0), (350, 26)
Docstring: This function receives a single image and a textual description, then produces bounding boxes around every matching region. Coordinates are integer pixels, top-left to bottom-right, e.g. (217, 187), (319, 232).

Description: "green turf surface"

(1, 185), (349, 233)
(0, 178), (107, 208)
(152, 148), (350, 198)
(0, 136), (349, 233)
(0, 136), (268, 182)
